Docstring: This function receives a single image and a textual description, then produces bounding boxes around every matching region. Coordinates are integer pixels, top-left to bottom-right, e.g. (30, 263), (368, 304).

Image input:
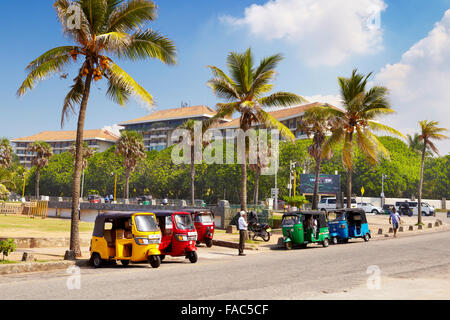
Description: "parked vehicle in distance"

(328, 209), (371, 244)
(153, 210), (198, 263)
(281, 211), (330, 250)
(318, 197), (357, 212)
(184, 208), (215, 248)
(357, 202), (382, 214)
(87, 194), (102, 204)
(136, 195), (152, 205)
(394, 201), (435, 216)
(248, 211), (271, 242)
(89, 212), (162, 268)
(382, 204), (395, 215)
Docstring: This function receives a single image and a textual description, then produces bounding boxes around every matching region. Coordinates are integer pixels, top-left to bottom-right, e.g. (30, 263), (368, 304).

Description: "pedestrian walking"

(389, 207), (402, 238)
(238, 211), (248, 256)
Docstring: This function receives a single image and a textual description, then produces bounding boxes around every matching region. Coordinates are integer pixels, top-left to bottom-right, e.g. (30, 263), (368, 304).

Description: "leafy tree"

(283, 195), (308, 208)
(69, 142), (94, 170)
(207, 48), (304, 210)
(17, 0), (177, 257)
(27, 141), (53, 198)
(0, 239), (16, 261)
(416, 120), (448, 224)
(323, 69), (404, 208)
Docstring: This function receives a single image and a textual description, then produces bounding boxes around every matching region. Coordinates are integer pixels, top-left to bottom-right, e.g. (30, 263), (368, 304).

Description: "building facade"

(11, 129), (119, 168)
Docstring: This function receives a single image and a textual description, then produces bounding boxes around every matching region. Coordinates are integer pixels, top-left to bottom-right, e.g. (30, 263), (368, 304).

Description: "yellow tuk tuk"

(90, 212), (162, 268)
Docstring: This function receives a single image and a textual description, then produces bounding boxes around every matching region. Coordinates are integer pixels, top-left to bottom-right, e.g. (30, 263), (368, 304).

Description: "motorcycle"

(247, 211), (272, 242)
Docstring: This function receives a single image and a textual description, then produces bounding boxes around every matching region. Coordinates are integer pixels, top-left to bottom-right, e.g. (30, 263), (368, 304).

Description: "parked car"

(357, 202), (382, 214)
(318, 197), (357, 212)
(394, 201), (435, 216)
(87, 195), (102, 204)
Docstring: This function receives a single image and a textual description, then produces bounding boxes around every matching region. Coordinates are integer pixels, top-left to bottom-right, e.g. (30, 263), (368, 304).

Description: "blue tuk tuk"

(328, 208), (371, 244)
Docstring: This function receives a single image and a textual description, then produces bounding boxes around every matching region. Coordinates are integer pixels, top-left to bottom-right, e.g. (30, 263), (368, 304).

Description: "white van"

(394, 201), (435, 216)
(318, 198), (357, 212)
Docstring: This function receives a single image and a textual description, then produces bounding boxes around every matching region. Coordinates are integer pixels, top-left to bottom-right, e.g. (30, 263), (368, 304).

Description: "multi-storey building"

(119, 105), (228, 151)
(11, 129), (119, 168)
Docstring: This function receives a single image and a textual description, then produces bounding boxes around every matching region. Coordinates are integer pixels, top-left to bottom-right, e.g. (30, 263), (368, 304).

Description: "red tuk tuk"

(185, 209), (215, 248)
(153, 210), (198, 263)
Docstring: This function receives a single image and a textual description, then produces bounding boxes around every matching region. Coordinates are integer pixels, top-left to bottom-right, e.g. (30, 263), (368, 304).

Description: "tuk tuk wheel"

(323, 238), (329, 247)
(160, 255), (166, 261)
(332, 237), (338, 245)
(91, 253), (102, 268)
(206, 239), (213, 248)
(188, 251), (198, 263)
(196, 241), (201, 246)
(121, 260), (130, 266)
(364, 234), (370, 242)
(285, 241), (293, 250)
(148, 255), (161, 268)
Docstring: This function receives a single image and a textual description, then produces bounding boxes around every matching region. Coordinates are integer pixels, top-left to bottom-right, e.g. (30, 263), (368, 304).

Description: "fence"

(229, 204), (272, 225)
(0, 201), (48, 219)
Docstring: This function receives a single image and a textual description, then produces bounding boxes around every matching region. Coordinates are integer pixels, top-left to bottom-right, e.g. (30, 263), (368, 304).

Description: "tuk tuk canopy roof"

(151, 209), (190, 217)
(93, 211), (142, 237)
(282, 211), (328, 228)
(332, 208), (368, 224)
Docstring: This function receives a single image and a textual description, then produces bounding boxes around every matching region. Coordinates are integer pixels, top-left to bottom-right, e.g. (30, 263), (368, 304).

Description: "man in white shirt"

(238, 211), (248, 256)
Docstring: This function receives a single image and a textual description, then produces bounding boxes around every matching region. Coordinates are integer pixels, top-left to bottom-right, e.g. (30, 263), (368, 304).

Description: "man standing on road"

(389, 207), (402, 238)
(238, 211), (248, 256)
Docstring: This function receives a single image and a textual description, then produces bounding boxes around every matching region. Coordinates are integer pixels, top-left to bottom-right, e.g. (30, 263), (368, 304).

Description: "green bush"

(0, 239), (16, 260)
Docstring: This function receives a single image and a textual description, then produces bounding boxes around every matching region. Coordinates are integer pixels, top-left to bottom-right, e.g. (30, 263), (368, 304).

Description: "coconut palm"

(27, 141), (53, 199)
(0, 138), (13, 169)
(416, 120), (448, 224)
(69, 142), (94, 170)
(407, 133), (432, 156)
(299, 105), (334, 209)
(323, 69), (404, 208)
(115, 131), (146, 200)
(17, 0), (176, 256)
(207, 48), (305, 211)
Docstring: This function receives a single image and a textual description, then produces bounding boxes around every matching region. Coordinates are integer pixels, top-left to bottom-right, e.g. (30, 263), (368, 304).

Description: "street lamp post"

(381, 174), (388, 206)
(111, 172), (117, 203)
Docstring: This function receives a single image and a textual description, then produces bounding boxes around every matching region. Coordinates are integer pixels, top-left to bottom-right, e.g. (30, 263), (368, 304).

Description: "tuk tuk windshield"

(195, 213), (213, 223)
(282, 215), (300, 226)
(134, 215), (159, 232)
(175, 214), (195, 230)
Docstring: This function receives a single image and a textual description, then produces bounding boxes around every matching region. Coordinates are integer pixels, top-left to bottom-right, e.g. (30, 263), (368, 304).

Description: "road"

(1, 229), (449, 300)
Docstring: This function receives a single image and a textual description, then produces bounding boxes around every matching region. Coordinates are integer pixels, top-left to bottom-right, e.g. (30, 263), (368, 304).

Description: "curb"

(0, 260), (75, 275)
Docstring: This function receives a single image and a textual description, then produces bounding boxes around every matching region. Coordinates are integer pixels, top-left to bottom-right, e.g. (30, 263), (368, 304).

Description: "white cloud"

(221, 0), (387, 66)
(375, 10), (450, 154)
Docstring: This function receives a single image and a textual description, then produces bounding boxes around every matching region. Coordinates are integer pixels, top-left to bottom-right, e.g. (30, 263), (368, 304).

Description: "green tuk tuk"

(281, 211), (330, 250)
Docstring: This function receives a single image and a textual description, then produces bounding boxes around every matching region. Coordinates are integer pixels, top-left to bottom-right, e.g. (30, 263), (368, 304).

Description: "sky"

(1, 0), (449, 153)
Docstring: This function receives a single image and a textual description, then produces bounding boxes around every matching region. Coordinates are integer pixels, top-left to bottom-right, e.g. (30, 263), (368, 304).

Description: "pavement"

(0, 226), (449, 299)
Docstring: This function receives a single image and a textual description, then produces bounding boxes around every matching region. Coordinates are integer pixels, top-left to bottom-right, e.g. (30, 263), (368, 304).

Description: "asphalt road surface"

(1, 230), (449, 300)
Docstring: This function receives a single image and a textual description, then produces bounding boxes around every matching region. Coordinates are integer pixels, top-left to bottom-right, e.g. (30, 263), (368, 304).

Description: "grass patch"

(0, 260), (19, 264)
(0, 215), (94, 233)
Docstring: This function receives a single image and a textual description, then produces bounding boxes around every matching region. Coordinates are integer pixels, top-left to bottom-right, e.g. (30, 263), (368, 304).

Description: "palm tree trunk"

(190, 145), (195, 206)
(124, 168), (130, 200)
(254, 170), (260, 205)
(312, 158), (322, 210)
(417, 143), (427, 225)
(346, 135), (353, 209)
(241, 162), (247, 211)
(35, 168), (40, 199)
(70, 70), (93, 257)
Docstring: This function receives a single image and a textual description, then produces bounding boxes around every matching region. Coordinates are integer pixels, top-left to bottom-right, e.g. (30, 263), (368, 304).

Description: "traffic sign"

(361, 186), (365, 196)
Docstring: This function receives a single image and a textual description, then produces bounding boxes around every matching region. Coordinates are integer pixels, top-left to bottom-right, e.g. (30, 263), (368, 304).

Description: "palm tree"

(417, 120), (448, 225)
(207, 48), (305, 211)
(115, 130), (146, 201)
(18, 0), (176, 256)
(0, 138), (13, 169)
(323, 69), (404, 208)
(27, 141), (53, 199)
(407, 133), (432, 156)
(69, 142), (94, 171)
(299, 106), (334, 209)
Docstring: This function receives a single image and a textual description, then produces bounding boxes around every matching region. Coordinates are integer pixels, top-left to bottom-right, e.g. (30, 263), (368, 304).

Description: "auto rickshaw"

(90, 212), (162, 268)
(153, 210), (198, 263)
(327, 208), (371, 244)
(184, 209), (215, 247)
(281, 211), (330, 250)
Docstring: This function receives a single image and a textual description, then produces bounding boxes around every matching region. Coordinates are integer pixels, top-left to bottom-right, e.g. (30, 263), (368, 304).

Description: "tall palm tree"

(69, 142), (94, 170)
(27, 141), (53, 199)
(417, 120), (448, 224)
(207, 48), (305, 211)
(0, 138), (13, 169)
(407, 133), (432, 156)
(18, 0), (176, 256)
(299, 105), (334, 209)
(323, 69), (404, 208)
(115, 130), (146, 200)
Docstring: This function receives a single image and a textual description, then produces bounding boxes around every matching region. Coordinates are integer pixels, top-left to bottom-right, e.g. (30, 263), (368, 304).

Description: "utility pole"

(274, 162), (278, 210)
(381, 174), (388, 206)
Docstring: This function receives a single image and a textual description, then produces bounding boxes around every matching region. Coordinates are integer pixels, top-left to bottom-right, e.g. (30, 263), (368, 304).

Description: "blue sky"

(1, 0), (450, 152)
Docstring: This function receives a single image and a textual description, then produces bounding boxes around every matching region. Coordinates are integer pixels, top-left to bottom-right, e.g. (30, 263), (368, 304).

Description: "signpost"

(361, 186), (365, 205)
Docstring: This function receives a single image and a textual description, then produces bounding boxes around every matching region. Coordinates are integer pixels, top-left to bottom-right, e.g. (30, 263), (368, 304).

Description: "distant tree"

(115, 131), (146, 200)
(69, 142), (94, 170)
(0, 138), (13, 169)
(416, 120), (448, 225)
(27, 141), (53, 198)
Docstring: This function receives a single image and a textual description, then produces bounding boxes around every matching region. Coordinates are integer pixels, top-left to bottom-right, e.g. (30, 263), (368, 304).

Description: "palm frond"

(257, 92), (305, 108)
(107, 0), (157, 33)
(256, 110), (295, 142)
(61, 75), (85, 127)
(367, 121), (405, 138)
(206, 78), (240, 101)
